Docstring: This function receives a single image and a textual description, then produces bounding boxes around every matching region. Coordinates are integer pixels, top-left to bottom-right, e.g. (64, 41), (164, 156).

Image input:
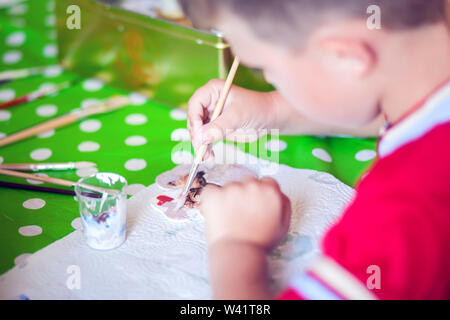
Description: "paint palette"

(153, 164), (258, 221)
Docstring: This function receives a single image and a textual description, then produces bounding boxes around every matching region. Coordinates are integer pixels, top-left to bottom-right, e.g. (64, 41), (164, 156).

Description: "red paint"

(156, 195), (174, 206)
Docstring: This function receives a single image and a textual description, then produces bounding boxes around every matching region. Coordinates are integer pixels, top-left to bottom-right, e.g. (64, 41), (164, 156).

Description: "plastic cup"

(74, 172), (127, 250)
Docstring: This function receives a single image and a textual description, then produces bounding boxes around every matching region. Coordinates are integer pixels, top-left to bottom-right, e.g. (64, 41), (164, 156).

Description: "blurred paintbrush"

(0, 95), (130, 148)
(174, 57), (240, 211)
(0, 161), (96, 172)
(0, 65), (58, 81)
(0, 168), (120, 195)
(0, 81), (72, 110)
(0, 181), (102, 198)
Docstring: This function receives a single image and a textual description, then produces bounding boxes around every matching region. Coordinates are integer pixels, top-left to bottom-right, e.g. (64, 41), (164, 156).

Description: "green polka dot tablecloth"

(0, 0), (378, 275)
(0, 0), (58, 69)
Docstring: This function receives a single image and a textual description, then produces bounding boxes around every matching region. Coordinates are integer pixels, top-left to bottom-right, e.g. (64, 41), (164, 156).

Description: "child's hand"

(187, 79), (276, 161)
(200, 177), (291, 251)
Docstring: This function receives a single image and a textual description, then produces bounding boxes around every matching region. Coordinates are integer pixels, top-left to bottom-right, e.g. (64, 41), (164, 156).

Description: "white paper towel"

(0, 142), (354, 299)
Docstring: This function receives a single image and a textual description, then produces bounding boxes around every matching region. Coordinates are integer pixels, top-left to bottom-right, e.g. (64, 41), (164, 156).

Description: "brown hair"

(179, 0), (447, 46)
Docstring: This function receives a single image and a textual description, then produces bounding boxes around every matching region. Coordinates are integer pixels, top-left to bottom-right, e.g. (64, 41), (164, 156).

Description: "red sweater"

(279, 80), (450, 300)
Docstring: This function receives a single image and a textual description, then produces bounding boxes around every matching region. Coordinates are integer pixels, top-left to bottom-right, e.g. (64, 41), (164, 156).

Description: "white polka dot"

(82, 79), (104, 91)
(30, 148), (52, 161)
(0, 88), (15, 101)
(125, 136), (147, 146)
(43, 44), (58, 58)
(14, 253), (31, 266)
(18, 225), (42, 237)
(0, 110), (11, 121)
(8, 4), (27, 15)
(169, 108), (187, 120)
(125, 114), (147, 125)
(171, 151), (193, 164)
(76, 167), (98, 178)
(37, 129), (55, 138)
(2, 50), (22, 64)
(170, 128), (190, 141)
(39, 83), (56, 92)
(44, 65), (62, 77)
(0, 156), (3, 164)
(129, 92), (147, 105)
(312, 148), (332, 163)
(78, 141), (100, 152)
(23, 198), (46, 210)
(36, 104), (57, 117)
(125, 184), (146, 196)
(45, 14), (56, 27)
(0, 132), (5, 139)
(355, 150), (377, 162)
(81, 98), (102, 109)
(80, 119), (101, 132)
(266, 139), (287, 152)
(26, 173), (49, 185)
(71, 217), (82, 230)
(6, 31), (25, 46)
(124, 159), (147, 171)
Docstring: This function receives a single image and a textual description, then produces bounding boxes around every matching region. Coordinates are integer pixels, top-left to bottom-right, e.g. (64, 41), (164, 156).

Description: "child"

(179, 0), (450, 299)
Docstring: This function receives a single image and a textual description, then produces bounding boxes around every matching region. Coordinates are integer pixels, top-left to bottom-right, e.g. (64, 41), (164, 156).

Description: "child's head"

(180, 0), (449, 127)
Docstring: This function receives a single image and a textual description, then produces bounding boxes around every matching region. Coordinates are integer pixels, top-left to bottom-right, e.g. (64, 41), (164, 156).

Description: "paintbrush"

(0, 181), (102, 198)
(0, 168), (120, 195)
(0, 95), (130, 148)
(0, 161), (96, 171)
(174, 57), (240, 211)
(0, 81), (72, 110)
(0, 65), (58, 81)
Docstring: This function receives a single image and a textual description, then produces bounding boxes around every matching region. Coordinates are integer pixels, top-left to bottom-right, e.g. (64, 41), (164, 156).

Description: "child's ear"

(317, 38), (376, 78)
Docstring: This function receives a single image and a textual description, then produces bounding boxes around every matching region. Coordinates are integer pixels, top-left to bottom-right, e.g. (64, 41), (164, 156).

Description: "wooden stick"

(0, 169), (119, 195)
(177, 57), (240, 208)
(0, 65), (51, 81)
(0, 113), (78, 147)
(194, 56), (240, 164)
(0, 95), (130, 148)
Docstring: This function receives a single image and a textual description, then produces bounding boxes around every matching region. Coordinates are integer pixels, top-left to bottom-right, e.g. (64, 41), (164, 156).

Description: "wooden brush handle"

(194, 57), (240, 164)
(0, 164), (38, 171)
(0, 163), (76, 171)
(0, 168), (74, 187)
(0, 96), (129, 148)
(0, 113), (78, 147)
(0, 169), (119, 195)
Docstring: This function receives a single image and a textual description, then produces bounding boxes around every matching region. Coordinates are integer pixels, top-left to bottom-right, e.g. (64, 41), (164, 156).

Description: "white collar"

(379, 81), (450, 158)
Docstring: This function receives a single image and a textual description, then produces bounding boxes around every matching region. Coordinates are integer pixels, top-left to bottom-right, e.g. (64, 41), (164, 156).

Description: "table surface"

(0, 145), (356, 300)
(0, 0), (378, 275)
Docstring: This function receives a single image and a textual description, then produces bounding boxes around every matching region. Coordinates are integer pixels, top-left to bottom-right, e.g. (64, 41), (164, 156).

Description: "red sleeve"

(324, 193), (447, 299)
(278, 124), (450, 300)
(277, 288), (305, 300)
(277, 187), (448, 300)
(322, 126), (450, 300)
